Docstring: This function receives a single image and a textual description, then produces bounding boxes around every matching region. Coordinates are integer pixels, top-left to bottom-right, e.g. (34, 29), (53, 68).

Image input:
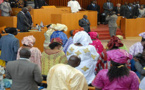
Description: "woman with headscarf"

(17, 35), (41, 69)
(67, 31), (99, 85)
(89, 32), (104, 55)
(50, 23), (68, 47)
(41, 37), (67, 75)
(92, 49), (139, 90)
(116, 35), (128, 51)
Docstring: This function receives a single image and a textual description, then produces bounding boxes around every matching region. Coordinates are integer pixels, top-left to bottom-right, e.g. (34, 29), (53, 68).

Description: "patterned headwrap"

(139, 32), (145, 41)
(107, 36), (123, 50)
(73, 30), (79, 35)
(88, 32), (98, 40)
(22, 35), (36, 47)
(51, 37), (63, 45)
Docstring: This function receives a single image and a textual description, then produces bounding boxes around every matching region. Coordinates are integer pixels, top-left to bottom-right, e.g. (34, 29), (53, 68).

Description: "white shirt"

(67, 0), (81, 13)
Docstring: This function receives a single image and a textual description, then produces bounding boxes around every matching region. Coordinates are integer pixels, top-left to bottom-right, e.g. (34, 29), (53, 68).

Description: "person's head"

(22, 35), (36, 47)
(107, 49), (132, 82)
(107, 0), (110, 2)
(92, 0), (96, 4)
(117, 3), (121, 7)
(139, 32), (145, 48)
(51, 37), (63, 46)
(136, 1), (140, 4)
(49, 42), (61, 50)
(88, 32), (99, 40)
(125, 2), (128, 5)
(8, 28), (18, 35)
(140, 5), (144, 9)
(68, 55), (81, 67)
(27, 6), (32, 12)
(54, 23), (68, 32)
(83, 15), (87, 19)
(22, 7), (28, 13)
(46, 24), (52, 29)
(70, 30), (74, 36)
(19, 48), (31, 59)
(107, 36), (123, 50)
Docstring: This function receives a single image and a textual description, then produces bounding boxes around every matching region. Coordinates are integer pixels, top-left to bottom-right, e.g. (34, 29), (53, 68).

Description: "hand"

(134, 57), (139, 62)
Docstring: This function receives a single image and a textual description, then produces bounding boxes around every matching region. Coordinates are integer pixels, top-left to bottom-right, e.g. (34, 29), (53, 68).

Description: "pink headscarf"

(89, 32), (98, 40)
(22, 35), (36, 47)
(107, 49), (132, 64)
(50, 37), (63, 45)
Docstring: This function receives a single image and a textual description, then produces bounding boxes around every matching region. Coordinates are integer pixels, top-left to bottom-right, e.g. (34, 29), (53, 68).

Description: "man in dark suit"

(79, 15), (90, 33)
(17, 7), (31, 32)
(26, 6), (33, 27)
(34, 0), (47, 8)
(87, 0), (100, 24)
(6, 48), (43, 90)
(124, 3), (135, 19)
(0, 28), (19, 62)
(113, 3), (124, 16)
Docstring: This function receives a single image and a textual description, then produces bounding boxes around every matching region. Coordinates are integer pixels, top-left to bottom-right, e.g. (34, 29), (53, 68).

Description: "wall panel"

(47, 0), (145, 13)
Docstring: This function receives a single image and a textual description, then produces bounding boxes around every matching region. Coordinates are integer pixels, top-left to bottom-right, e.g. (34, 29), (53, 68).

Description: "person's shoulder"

(7, 60), (18, 65)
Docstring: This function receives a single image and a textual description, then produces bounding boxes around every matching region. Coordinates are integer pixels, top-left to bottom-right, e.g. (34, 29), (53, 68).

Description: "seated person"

(47, 55), (88, 90)
(138, 5), (145, 18)
(41, 38), (67, 75)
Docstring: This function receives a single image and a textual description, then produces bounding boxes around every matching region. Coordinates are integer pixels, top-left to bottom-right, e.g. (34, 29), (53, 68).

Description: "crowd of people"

(0, 23), (145, 89)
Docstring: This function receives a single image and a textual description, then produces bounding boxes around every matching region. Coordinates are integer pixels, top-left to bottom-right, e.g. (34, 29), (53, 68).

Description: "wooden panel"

(48, 0), (145, 14)
(0, 16), (17, 27)
(12, 8), (22, 16)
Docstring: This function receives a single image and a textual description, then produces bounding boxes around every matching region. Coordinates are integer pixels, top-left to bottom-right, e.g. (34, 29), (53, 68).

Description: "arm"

(13, 39), (20, 54)
(106, 15), (111, 21)
(33, 64), (43, 83)
(135, 61), (145, 75)
(20, 14), (31, 27)
(79, 20), (86, 27)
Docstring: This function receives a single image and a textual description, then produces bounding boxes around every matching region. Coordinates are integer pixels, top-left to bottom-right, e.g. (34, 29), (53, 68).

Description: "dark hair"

(70, 30), (74, 36)
(8, 28), (17, 34)
(49, 42), (61, 49)
(20, 48), (31, 59)
(134, 53), (145, 66)
(107, 61), (129, 82)
(46, 24), (51, 28)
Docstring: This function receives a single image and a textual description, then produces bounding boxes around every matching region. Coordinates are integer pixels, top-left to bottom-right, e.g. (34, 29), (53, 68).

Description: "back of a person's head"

(107, 61), (129, 82)
(49, 42), (61, 49)
(22, 7), (28, 13)
(8, 28), (18, 35)
(68, 55), (81, 67)
(20, 48), (31, 59)
(70, 30), (74, 36)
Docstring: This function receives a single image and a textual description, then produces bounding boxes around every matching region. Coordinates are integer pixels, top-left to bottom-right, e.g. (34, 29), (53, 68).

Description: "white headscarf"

(54, 23), (68, 31)
(73, 31), (92, 46)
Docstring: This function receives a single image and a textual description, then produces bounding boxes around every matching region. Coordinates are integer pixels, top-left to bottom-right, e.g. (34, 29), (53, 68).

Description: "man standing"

(113, 3), (123, 16)
(0, 0), (12, 16)
(26, 6), (33, 27)
(17, 7), (31, 32)
(6, 48), (43, 90)
(87, 0), (100, 24)
(47, 55), (88, 90)
(67, 0), (81, 13)
(79, 15), (90, 33)
(106, 11), (118, 37)
(0, 28), (19, 62)
(124, 3), (135, 19)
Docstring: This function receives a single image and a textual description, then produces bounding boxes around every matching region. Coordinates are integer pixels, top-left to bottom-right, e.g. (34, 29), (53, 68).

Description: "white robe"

(67, 1), (81, 13)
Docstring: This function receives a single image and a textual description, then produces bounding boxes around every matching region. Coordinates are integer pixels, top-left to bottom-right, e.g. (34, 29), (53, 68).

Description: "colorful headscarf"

(51, 37), (63, 45)
(73, 31), (92, 46)
(73, 30), (79, 35)
(54, 23), (68, 31)
(22, 35), (36, 47)
(139, 32), (145, 41)
(107, 36), (123, 50)
(88, 32), (98, 40)
(107, 49), (132, 64)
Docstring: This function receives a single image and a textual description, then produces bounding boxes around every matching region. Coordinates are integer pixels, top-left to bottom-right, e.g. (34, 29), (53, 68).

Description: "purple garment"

(63, 37), (73, 54)
(129, 42), (143, 56)
(92, 69), (139, 90)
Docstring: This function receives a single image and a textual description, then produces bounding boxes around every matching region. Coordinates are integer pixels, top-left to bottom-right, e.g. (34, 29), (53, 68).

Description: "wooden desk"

(117, 16), (122, 28)
(121, 18), (145, 38)
(0, 16), (17, 27)
(2, 31), (45, 52)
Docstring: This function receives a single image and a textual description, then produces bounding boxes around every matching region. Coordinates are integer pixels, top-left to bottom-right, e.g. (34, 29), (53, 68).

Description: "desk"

(117, 16), (122, 28)
(0, 16), (17, 27)
(121, 18), (145, 38)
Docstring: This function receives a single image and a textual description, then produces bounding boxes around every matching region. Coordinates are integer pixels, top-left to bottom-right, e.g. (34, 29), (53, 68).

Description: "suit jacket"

(124, 6), (135, 18)
(6, 59), (43, 90)
(0, 34), (19, 61)
(17, 11), (30, 32)
(79, 18), (90, 32)
(113, 6), (124, 16)
(25, 11), (33, 25)
(0, 1), (12, 16)
(34, 0), (46, 8)
(87, 4), (100, 13)
(106, 14), (118, 27)
(103, 2), (114, 14)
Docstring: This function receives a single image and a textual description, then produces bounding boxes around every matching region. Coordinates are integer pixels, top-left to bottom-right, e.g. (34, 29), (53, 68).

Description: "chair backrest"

(88, 86), (95, 90)
(0, 26), (6, 34)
